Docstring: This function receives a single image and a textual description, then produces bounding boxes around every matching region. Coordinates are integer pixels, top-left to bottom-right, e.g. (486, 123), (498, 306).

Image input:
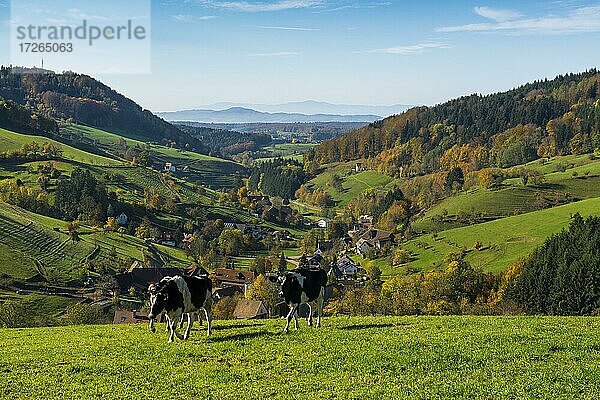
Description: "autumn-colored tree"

(391, 248), (411, 266)
(103, 217), (118, 233)
(217, 229), (246, 257)
(213, 294), (241, 320)
(247, 274), (279, 316)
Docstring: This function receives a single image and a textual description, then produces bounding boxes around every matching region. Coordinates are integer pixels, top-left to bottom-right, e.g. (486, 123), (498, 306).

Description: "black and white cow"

(148, 275), (214, 342)
(148, 277), (183, 332)
(279, 268), (328, 333)
(149, 276), (205, 332)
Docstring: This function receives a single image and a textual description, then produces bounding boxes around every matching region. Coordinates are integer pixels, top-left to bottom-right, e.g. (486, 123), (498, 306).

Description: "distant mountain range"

(156, 101), (411, 124)
(156, 107), (383, 124)
(206, 101), (411, 117)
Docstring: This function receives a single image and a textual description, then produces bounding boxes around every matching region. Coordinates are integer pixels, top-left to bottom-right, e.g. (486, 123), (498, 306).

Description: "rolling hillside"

(60, 124), (246, 189)
(415, 153), (600, 232)
(2, 317), (600, 399)
(308, 70), (600, 180)
(0, 128), (121, 166)
(0, 67), (207, 152)
(402, 197), (600, 274)
(305, 161), (399, 207)
(0, 202), (191, 283)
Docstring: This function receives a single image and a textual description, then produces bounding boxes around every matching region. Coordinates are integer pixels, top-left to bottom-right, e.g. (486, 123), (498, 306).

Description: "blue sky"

(1, 0), (600, 112)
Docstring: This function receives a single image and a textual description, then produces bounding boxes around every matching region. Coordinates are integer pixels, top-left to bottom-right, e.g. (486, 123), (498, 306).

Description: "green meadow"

(1, 316), (600, 399)
(403, 197), (600, 274)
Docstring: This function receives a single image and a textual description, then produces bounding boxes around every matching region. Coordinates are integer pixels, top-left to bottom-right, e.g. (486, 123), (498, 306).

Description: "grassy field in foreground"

(1, 316), (600, 399)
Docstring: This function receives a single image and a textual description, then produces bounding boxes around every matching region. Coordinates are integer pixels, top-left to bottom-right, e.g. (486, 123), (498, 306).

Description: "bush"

(0, 300), (31, 328)
(391, 248), (411, 266)
(326, 286), (382, 316)
(61, 303), (106, 325)
(213, 295), (241, 320)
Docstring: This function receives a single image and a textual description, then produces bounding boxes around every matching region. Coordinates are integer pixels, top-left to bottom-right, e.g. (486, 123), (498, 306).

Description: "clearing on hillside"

(402, 197), (600, 274)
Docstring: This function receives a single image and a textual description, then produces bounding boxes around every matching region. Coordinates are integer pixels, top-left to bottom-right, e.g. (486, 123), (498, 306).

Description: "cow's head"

(147, 285), (169, 332)
(277, 272), (298, 297)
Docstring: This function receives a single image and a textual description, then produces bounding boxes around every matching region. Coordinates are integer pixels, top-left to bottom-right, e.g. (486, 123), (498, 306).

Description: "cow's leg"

(294, 308), (299, 330)
(316, 290), (325, 328)
(307, 303), (313, 327)
(204, 308), (213, 336)
(183, 313), (193, 340)
(165, 314), (171, 332)
(168, 319), (176, 343)
(284, 303), (298, 333)
(171, 311), (185, 341)
(197, 312), (203, 326)
(179, 313), (186, 330)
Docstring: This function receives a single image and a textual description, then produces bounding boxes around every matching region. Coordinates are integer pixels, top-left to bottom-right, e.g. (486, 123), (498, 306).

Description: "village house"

(336, 255), (360, 277)
(272, 229), (292, 241)
(212, 268), (256, 289)
(163, 162), (176, 173)
(159, 232), (177, 247)
(358, 215), (373, 227)
(224, 222), (246, 231)
(113, 310), (151, 324)
(233, 299), (268, 319)
(263, 205), (293, 222)
(356, 239), (374, 256)
(347, 225), (368, 240)
(356, 229), (395, 255)
(116, 212), (128, 226)
(315, 218), (331, 229)
(247, 195), (272, 208)
(223, 222), (272, 240)
(314, 240), (334, 255)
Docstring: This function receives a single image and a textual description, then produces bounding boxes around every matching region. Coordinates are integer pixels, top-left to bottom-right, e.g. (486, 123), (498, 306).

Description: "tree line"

(307, 70), (600, 177)
(0, 67), (208, 153)
(248, 158), (307, 200)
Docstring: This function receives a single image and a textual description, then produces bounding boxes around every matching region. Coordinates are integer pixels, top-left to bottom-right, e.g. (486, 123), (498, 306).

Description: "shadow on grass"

(208, 330), (277, 343)
(210, 323), (264, 331)
(338, 323), (397, 331)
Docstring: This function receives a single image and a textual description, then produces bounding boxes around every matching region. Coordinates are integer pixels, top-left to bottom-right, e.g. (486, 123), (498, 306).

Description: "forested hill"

(177, 124), (271, 158)
(307, 70), (600, 176)
(0, 66), (208, 153)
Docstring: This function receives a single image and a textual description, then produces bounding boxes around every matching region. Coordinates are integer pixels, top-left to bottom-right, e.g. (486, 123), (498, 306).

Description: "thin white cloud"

(256, 25), (319, 31)
(172, 14), (217, 22)
(197, 0), (322, 12)
(371, 42), (451, 55)
(439, 5), (600, 34)
(172, 14), (195, 22)
(474, 6), (523, 22)
(68, 8), (110, 20)
(313, 1), (390, 13)
(249, 51), (300, 57)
